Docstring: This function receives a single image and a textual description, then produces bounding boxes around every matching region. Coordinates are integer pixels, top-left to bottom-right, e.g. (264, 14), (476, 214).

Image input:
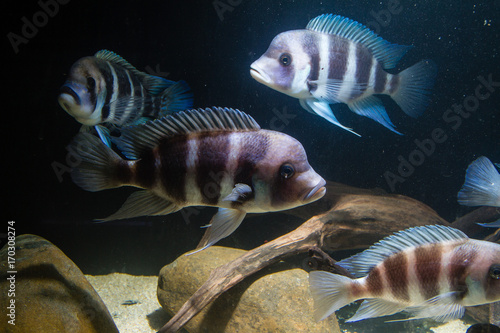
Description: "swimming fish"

(309, 225), (500, 322)
(67, 107), (326, 252)
(250, 14), (437, 136)
(458, 156), (500, 228)
(58, 49), (193, 146)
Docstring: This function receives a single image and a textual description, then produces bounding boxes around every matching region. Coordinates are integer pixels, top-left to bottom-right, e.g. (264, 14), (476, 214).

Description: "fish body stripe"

(373, 63), (387, 94)
(415, 243), (442, 300)
(388, 74), (400, 95)
(383, 251), (410, 302)
(124, 131), (271, 207)
(327, 36), (349, 83)
(305, 33), (320, 93)
(195, 133), (230, 205)
(351, 43), (372, 100)
(336, 41), (358, 102)
(365, 266), (384, 297)
(158, 136), (188, 203)
(448, 243), (478, 299)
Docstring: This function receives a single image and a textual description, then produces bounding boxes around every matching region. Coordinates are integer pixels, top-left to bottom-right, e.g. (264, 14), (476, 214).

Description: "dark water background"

(4, 0), (500, 275)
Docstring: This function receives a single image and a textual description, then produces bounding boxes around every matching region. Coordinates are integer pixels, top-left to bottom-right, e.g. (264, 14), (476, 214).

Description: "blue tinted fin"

(306, 14), (412, 69)
(97, 190), (182, 222)
(187, 208), (246, 255)
(94, 124), (113, 148)
(390, 59), (438, 118)
(94, 49), (175, 95)
(477, 219), (500, 228)
(458, 156), (500, 207)
(347, 96), (402, 135)
(160, 80), (194, 115)
(301, 99), (361, 137)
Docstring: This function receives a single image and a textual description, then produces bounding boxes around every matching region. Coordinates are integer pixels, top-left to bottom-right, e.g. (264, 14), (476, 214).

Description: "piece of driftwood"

(157, 182), (497, 333)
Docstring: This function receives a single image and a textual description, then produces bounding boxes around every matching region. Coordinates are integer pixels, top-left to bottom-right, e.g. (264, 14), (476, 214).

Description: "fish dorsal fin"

(338, 225), (468, 278)
(117, 107), (261, 159)
(305, 14), (412, 69)
(94, 49), (174, 95)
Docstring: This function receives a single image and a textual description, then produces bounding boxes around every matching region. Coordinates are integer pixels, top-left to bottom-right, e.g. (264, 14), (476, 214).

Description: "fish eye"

(280, 163), (295, 179)
(489, 264), (500, 279)
(86, 77), (96, 90)
(279, 53), (292, 66)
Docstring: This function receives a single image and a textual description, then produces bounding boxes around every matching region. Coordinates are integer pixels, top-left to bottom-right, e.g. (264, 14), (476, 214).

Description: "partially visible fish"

(67, 107), (326, 252)
(58, 49), (193, 145)
(250, 14), (437, 136)
(309, 225), (500, 322)
(458, 156), (500, 228)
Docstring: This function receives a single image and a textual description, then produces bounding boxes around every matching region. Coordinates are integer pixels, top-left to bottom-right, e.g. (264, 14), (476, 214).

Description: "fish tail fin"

(309, 270), (355, 321)
(160, 80), (194, 115)
(458, 156), (500, 207)
(67, 133), (126, 192)
(390, 59), (438, 118)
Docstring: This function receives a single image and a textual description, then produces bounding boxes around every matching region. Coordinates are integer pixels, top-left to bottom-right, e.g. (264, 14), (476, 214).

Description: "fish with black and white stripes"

(67, 107), (326, 252)
(250, 14), (437, 136)
(58, 49), (193, 146)
(309, 225), (500, 323)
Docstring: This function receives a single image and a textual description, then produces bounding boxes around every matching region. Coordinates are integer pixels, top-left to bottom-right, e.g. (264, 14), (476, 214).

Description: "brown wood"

(157, 182), (497, 333)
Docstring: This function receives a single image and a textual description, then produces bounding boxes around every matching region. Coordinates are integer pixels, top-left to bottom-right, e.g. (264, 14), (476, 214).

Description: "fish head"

(253, 130), (326, 211)
(58, 57), (107, 126)
(250, 30), (312, 99)
(464, 241), (500, 305)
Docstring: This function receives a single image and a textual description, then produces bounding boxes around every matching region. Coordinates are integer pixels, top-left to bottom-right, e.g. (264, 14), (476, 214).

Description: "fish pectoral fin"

(301, 99), (361, 137)
(403, 291), (465, 322)
(347, 96), (402, 135)
(187, 208), (246, 255)
(346, 298), (406, 322)
(96, 190), (182, 222)
(222, 183), (253, 203)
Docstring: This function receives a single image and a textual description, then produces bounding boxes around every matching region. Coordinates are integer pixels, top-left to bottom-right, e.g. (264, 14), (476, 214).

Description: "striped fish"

(58, 49), (193, 146)
(250, 14), (438, 136)
(67, 107), (326, 252)
(309, 225), (500, 322)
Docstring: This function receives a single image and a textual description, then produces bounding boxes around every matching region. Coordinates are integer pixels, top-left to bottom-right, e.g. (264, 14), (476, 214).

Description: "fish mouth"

(58, 85), (81, 114)
(250, 64), (271, 85)
(303, 178), (327, 202)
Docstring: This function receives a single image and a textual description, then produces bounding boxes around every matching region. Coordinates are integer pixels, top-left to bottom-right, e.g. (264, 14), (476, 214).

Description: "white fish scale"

(289, 36), (313, 97)
(219, 133), (242, 206)
(313, 34), (331, 99)
(106, 62), (119, 121)
(366, 59), (378, 95)
(184, 138), (201, 204)
(337, 41), (357, 102)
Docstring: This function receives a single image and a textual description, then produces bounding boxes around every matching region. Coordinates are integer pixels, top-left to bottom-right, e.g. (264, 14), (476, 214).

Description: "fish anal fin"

(97, 190), (181, 222)
(347, 298), (406, 322)
(348, 96), (401, 135)
(404, 292), (465, 322)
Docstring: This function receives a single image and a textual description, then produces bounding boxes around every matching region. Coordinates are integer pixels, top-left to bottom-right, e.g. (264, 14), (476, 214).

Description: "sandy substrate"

(85, 273), (170, 333)
(85, 273), (473, 333)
